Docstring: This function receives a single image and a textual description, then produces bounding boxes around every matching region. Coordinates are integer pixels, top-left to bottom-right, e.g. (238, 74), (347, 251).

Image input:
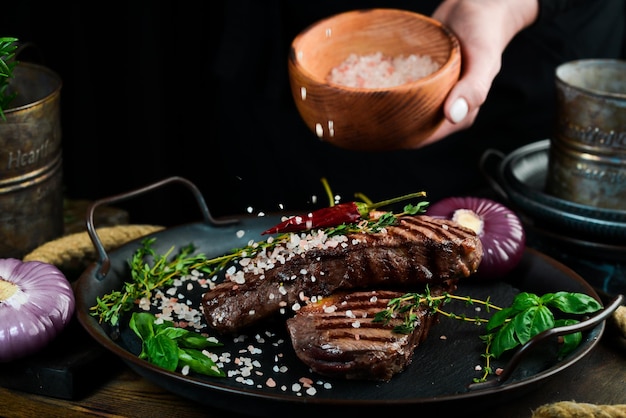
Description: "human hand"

(412, 0), (539, 148)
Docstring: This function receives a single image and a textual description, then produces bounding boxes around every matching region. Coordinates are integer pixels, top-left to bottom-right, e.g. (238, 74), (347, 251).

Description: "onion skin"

(0, 259), (75, 362)
(426, 197), (526, 281)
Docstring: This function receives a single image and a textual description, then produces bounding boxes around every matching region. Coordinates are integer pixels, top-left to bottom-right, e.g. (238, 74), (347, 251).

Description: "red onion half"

(0, 259), (75, 362)
(427, 197), (526, 280)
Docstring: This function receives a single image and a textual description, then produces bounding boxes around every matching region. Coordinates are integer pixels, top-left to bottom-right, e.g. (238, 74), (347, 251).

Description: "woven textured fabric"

(23, 224), (164, 275)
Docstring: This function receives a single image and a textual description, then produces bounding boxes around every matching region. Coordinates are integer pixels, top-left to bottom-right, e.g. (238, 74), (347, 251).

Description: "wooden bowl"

(288, 8), (461, 151)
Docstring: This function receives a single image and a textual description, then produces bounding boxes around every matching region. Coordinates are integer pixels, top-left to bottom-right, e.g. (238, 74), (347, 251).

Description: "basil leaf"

(490, 320), (518, 358)
(486, 306), (514, 331)
(555, 319), (582, 359)
(157, 326), (190, 340)
(129, 311), (156, 341)
(178, 348), (226, 377)
(510, 292), (541, 311)
(153, 318), (176, 332)
(512, 305), (554, 345)
(179, 332), (223, 349)
(544, 292), (603, 314)
(145, 334), (179, 371)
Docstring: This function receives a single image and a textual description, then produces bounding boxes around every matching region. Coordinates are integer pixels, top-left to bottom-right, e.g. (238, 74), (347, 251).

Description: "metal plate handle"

(468, 293), (624, 390)
(86, 176), (237, 279)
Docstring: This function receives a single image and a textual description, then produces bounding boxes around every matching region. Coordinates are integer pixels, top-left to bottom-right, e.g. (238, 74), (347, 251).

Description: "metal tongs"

(468, 294), (624, 390)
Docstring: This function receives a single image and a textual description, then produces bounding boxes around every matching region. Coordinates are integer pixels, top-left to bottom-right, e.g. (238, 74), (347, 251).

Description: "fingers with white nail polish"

(450, 97), (468, 124)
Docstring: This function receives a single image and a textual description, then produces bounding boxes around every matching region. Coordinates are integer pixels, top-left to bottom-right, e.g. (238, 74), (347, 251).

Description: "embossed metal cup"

(546, 59), (626, 210)
(0, 63), (64, 258)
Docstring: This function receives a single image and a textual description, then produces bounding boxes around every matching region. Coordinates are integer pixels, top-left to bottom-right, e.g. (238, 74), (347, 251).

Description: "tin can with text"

(546, 59), (626, 211)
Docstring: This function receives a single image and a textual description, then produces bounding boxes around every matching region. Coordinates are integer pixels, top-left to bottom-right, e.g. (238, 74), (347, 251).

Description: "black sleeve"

(536, 0), (593, 22)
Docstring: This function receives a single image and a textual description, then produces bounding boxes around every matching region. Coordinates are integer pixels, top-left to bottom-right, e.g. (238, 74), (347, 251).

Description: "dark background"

(2, 1), (625, 227)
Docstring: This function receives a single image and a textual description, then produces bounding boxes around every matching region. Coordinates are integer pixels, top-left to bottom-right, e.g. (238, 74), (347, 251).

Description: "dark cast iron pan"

(74, 177), (622, 417)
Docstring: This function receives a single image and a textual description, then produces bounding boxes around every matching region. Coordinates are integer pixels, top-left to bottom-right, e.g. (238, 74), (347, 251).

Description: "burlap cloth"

(23, 224), (164, 277)
(22, 224), (626, 417)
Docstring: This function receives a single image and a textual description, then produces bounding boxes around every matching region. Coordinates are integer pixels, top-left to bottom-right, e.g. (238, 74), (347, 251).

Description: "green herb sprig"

(91, 195), (430, 327)
(91, 239), (207, 326)
(129, 312), (225, 377)
(90, 235), (299, 325)
(323, 202), (427, 237)
(374, 288), (602, 382)
(0, 37), (18, 121)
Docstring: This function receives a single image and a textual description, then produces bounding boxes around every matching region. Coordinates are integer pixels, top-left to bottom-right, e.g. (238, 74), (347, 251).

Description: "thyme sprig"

(323, 202), (427, 237)
(373, 288), (602, 382)
(90, 237), (279, 326)
(91, 198), (428, 327)
(91, 239), (206, 326)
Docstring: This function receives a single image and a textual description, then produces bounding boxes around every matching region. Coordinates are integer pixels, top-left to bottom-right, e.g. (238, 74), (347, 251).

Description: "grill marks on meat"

(286, 286), (451, 381)
(201, 215), (482, 334)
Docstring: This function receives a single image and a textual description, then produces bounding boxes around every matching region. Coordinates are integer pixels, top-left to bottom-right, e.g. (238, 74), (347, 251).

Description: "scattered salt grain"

(141, 228), (382, 398)
(315, 123), (324, 137)
(323, 305), (337, 313)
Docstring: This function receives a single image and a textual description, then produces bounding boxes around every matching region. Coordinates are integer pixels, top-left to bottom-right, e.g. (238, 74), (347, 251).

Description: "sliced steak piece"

(202, 215), (482, 334)
(286, 285), (452, 381)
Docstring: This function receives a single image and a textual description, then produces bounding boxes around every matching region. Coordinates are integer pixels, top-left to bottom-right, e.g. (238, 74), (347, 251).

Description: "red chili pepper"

(261, 191), (427, 235)
(261, 202), (366, 235)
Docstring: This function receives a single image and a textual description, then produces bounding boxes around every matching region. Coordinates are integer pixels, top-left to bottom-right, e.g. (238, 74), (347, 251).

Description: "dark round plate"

(504, 181), (626, 242)
(499, 140), (626, 222)
(75, 216), (606, 417)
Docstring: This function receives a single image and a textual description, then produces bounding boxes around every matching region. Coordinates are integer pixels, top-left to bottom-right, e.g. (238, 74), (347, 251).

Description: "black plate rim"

(503, 177), (626, 242)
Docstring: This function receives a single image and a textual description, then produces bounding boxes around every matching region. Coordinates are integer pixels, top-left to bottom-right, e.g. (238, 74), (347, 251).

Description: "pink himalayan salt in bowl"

(288, 8), (461, 151)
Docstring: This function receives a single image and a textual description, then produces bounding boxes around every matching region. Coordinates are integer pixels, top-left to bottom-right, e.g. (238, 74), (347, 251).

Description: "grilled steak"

(201, 215), (482, 334)
(286, 285), (452, 381)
